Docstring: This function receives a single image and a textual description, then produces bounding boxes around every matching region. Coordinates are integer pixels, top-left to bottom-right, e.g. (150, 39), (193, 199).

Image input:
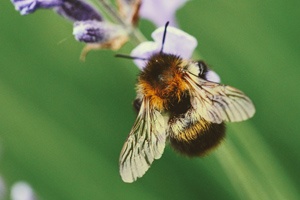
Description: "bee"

(118, 22), (255, 183)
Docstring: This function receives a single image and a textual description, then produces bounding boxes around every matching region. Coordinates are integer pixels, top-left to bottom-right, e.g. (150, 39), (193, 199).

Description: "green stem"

(97, 0), (146, 45)
(98, 0), (125, 25)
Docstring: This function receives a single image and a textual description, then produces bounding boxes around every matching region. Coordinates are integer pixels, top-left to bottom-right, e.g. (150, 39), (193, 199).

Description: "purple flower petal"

(55, 0), (102, 21)
(73, 20), (105, 43)
(152, 25), (197, 59)
(11, 0), (63, 15)
(73, 20), (127, 43)
(139, 0), (188, 27)
(11, 0), (102, 21)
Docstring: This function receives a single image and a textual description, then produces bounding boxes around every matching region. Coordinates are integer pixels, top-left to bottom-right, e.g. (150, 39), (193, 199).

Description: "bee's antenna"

(115, 54), (148, 61)
(160, 21), (170, 54)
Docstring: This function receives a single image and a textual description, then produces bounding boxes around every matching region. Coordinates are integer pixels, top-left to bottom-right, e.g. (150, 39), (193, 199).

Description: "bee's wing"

(119, 98), (167, 183)
(185, 73), (255, 124)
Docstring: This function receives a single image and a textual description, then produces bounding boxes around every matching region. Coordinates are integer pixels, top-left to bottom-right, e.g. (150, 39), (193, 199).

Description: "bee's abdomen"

(169, 121), (225, 157)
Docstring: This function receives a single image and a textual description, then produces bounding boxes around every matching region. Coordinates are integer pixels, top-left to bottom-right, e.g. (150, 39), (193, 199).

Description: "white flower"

(139, 0), (189, 27)
(205, 70), (220, 83)
(131, 25), (197, 69)
(11, 181), (36, 200)
(130, 25), (220, 83)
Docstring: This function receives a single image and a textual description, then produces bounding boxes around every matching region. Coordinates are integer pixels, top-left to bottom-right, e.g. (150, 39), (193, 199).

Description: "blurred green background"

(1, 0), (300, 199)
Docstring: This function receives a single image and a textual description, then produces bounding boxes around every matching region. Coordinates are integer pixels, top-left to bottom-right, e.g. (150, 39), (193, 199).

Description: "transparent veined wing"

(185, 72), (255, 124)
(119, 98), (167, 183)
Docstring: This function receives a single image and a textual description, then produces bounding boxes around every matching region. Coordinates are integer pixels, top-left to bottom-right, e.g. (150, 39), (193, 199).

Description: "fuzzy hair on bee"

(118, 22), (255, 183)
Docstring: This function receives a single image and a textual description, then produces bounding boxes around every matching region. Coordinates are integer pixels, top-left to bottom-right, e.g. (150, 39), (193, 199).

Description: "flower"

(11, 0), (102, 21)
(11, 0), (104, 42)
(11, 0), (63, 15)
(73, 20), (103, 43)
(73, 20), (127, 43)
(55, 0), (102, 22)
(139, 0), (189, 27)
(73, 20), (129, 60)
(11, 0), (129, 58)
(130, 25), (220, 83)
(131, 25), (197, 68)
(11, 181), (36, 200)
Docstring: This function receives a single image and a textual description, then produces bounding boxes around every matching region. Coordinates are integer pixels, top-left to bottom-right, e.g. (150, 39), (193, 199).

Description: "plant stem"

(98, 0), (125, 25)
(97, 0), (146, 45)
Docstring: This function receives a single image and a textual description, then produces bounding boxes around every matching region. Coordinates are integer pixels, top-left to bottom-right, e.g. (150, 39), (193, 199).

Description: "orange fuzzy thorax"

(137, 53), (189, 111)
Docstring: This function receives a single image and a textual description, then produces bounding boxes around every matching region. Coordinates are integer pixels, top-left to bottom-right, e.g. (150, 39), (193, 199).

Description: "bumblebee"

(119, 23), (255, 183)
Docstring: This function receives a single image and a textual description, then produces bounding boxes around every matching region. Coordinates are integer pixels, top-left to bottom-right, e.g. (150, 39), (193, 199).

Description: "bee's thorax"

(137, 53), (188, 111)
